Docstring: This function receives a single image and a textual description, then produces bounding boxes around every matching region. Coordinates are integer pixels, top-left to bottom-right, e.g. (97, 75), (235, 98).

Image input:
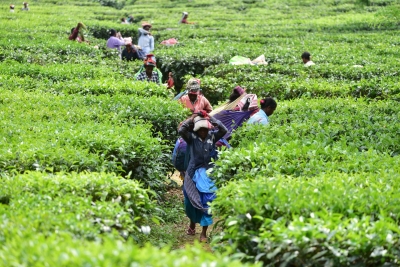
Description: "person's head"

(168, 72), (172, 77)
(10, 4), (15, 9)
(186, 78), (201, 102)
(193, 116), (211, 140)
(109, 29), (117, 37)
(144, 60), (156, 74)
(121, 18), (126, 22)
(229, 85), (245, 102)
(142, 22), (152, 31)
(70, 27), (75, 34)
(183, 12), (189, 18)
(23, 2), (28, 7)
(301, 51), (311, 64)
(260, 97), (277, 116)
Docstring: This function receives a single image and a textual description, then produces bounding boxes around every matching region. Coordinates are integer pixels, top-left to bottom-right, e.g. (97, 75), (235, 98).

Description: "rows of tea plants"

(1, 0), (399, 265)
(0, 88), (188, 191)
(0, 173), (257, 267)
(211, 98), (400, 265)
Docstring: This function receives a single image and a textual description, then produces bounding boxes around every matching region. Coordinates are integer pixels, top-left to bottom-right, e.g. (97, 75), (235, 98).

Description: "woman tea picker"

(178, 111), (228, 242)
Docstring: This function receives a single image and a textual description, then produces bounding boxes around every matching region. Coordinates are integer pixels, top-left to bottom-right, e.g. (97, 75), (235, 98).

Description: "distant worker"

(69, 22), (87, 43)
(138, 22), (154, 55)
(21, 2), (29, 10)
(179, 79), (213, 114)
(10, 4), (15, 12)
(121, 44), (140, 61)
(121, 18), (129, 24)
(136, 55), (161, 84)
(126, 15), (134, 23)
(247, 98), (277, 125)
(301, 51), (315, 67)
(179, 12), (195, 24)
(106, 29), (131, 56)
(167, 72), (174, 89)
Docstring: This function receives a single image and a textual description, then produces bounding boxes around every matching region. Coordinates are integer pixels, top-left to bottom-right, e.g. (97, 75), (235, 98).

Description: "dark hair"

(229, 90), (241, 102)
(70, 28), (75, 34)
(260, 97), (277, 109)
(301, 51), (311, 60)
(109, 29), (117, 36)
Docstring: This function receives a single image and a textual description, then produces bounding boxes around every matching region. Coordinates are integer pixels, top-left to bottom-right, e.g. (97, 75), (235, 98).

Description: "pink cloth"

(160, 38), (178, 46)
(179, 95), (213, 114)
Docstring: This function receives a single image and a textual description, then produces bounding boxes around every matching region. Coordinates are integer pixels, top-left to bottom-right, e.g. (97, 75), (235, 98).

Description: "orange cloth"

(179, 95), (213, 113)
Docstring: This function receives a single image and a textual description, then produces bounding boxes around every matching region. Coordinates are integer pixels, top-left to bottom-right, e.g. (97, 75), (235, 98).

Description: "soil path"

(170, 171), (213, 252)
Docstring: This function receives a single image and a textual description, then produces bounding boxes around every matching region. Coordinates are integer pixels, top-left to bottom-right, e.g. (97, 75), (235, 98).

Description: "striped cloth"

(183, 172), (209, 214)
(209, 93), (247, 116)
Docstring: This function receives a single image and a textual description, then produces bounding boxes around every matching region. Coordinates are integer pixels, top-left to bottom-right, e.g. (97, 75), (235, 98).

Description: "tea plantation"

(0, 0), (399, 265)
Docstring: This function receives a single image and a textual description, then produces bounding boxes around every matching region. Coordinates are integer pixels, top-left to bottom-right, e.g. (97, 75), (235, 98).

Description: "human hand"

(198, 110), (208, 118)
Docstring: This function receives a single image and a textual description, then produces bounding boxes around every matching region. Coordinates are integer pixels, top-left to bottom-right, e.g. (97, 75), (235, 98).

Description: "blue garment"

(138, 28), (154, 55)
(192, 168), (216, 193)
(178, 117), (228, 179)
(247, 109), (269, 125)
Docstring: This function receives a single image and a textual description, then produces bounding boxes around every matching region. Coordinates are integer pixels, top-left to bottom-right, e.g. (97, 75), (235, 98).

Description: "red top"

(69, 28), (80, 41)
(167, 77), (174, 89)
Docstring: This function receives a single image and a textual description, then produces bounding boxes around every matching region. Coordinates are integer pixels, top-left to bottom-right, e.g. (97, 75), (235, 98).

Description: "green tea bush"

(0, 232), (258, 267)
(201, 64), (400, 104)
(212, 170), (400, 266)
(0, 89), (187, 191)
(0, 172), (156, 241)
(213, 98), (400, 184)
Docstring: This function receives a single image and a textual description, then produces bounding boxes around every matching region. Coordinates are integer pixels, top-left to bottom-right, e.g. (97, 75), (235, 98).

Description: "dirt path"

(170, 171), (213, 252)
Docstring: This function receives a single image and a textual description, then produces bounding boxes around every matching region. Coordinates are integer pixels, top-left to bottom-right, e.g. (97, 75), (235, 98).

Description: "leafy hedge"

(212, 98), (400, 184)
(0, 89), (188, 191)
(0, 172), (156, 241)
(212, 171), (400, 266)
(0, 172), (258, 266)
(200, 64), (400, 105)
(0, 233), (258, 267)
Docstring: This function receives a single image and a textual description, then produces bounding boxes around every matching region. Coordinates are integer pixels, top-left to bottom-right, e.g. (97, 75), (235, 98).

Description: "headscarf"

(179, 12), (189, 23)
(186, 78), (201, 94)
(193, 115), (212, 132)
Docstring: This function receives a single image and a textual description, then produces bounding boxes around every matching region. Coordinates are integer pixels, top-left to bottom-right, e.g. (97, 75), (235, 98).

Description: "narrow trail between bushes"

(170, 171), (213, 252)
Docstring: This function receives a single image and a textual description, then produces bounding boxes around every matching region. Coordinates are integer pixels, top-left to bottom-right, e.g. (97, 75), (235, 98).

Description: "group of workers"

(175, 78), (277, 242)
(9, 2), (29, 12)
(69, 10), (195, 61)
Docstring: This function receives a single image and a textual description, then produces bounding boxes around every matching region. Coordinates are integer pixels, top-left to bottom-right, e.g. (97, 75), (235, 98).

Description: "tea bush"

(0, 172), (156, 241)
(0, 89), (187, 191)
(0, 232), (258, 267)
(212, 170), (400, 266)
(213, 98), (400, 184)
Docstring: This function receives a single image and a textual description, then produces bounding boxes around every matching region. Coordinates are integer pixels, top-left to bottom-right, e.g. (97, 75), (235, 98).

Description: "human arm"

(209, 116), (228, 141)
(203, 97), (213, 113)
(178, 115), (196, 143)
(149, 36), (154, 52)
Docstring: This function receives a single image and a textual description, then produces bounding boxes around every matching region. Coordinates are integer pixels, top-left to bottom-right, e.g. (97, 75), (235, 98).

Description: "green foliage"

(0, 89), (187, 192)
(0, 232), (258, 267)
(1, 0), (400, 264)
(212, 171), (400, 266)
(213, 98), (400, 185)
(0, 172), (156, 241)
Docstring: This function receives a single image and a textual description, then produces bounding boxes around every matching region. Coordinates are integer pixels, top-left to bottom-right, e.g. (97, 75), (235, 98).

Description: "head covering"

(193, 116), (212, 132)
(145, 59), (156, 67)
(142, 22), (152, 28)
(186, 78), (201, 94)
(234, 86), (245, 95)
(143, 54), (156, 67)
(179, 12), (189, 23)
